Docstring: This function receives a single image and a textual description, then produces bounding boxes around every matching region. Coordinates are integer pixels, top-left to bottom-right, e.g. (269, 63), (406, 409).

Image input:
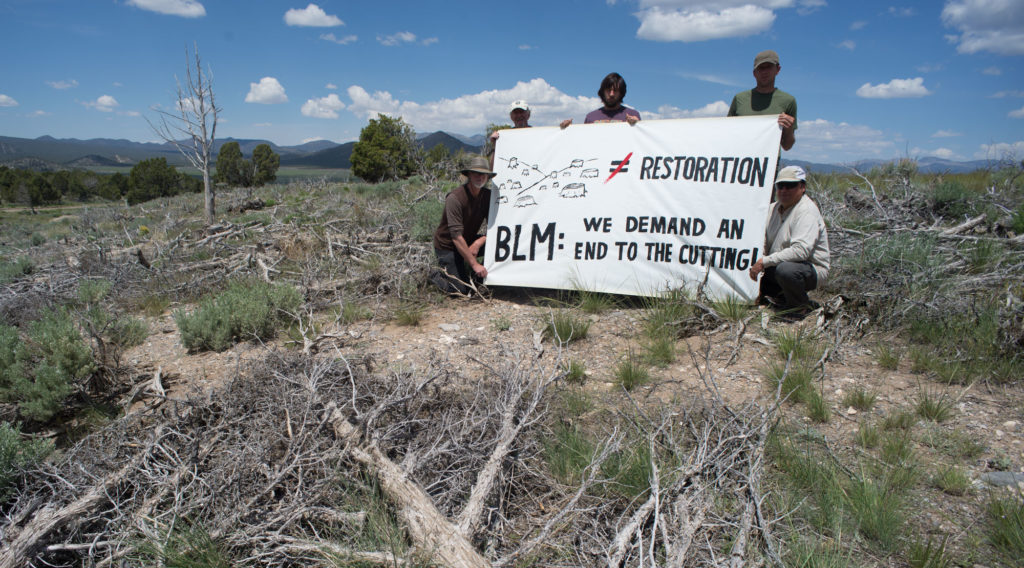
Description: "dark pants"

(761, 261), (817, 308)
(431, 247), (484, 295)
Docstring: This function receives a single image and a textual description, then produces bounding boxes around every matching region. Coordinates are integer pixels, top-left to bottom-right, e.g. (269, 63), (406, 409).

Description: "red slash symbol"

(605, 152), (632, 184)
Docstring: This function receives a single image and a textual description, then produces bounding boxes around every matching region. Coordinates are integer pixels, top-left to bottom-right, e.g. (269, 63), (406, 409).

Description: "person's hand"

(472, 263), (488, 278)
(626, 115), (639, 126)
(748, 259), (764, 281)
(490, 130), (500, 141)
(778, 113), (794, 130)
(560, 119), (572, 129)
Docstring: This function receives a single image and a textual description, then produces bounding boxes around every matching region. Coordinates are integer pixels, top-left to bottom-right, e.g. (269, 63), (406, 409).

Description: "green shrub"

(0, 309), (96, 421)
(0, 422), (53, 499)
(932, 180), (978, 218)
(1011, 204), (1024, 234)
(562, 359), (586, 384)
(175, 281), (303, 352)
(410, 197), (444, 242)
(491, 315), (511, 332)
(0, 256), (34, 283)
(394, 302), (425, 326)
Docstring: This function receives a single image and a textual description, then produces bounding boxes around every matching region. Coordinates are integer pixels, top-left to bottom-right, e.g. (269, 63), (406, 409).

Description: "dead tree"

(149, 43), (220, 226)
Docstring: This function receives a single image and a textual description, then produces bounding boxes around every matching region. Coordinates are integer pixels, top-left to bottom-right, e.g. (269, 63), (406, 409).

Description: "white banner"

(484, 115), (781, 300)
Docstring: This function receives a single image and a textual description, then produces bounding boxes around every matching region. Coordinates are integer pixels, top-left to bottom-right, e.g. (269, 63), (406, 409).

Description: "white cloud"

(0, 94), (18, 107)
(1010, 106), (1024, 118)
(320, 33), (357, 44)
(301, 94), (346, 118)
(46, 79), (78, 90)
(636, 5), (777, 42)
(519, 44), (536, 50)
(84, 95), (119, 112)
(29, 110), (49, 117)
(982, 66), (1002, 75)
(850, 20), (867, 30)
(119, 110), (142, 117)
(126, 0), (205, 18)
(856, 77), (931, 98)
(911, 147), (957, 159)
(245, 77), (288, 104)
(377, 31), (417, 46)
(932, 130), (961, 137)
(284, 4), (343, 27)
(942, 0), (1024, 55)
(788, 118), (897, 163)
(916, 63), (943, 73)
(421, 37), (439, 46)
(326, 83), (338, 90)
(678, 72), (742, 86)
(838, 39), (855, 50)
(992, 90), (1024, 98)
(302, 137), (326, 143)
(345, 78), (598, 134)
(975, 141), (1024, 160)
(648, 100), (731, 119)
(888, 6), (915, 17)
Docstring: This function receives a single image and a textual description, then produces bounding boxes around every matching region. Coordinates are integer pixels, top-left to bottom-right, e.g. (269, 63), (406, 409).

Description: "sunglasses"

(776, 181), (802, 189)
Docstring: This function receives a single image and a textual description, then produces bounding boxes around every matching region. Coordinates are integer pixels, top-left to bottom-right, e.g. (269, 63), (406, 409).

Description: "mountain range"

(0, 134), (990, 174)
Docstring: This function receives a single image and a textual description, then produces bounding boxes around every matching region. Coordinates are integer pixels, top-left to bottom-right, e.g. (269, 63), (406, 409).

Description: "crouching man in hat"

(748, 166), (830, 318)
(431, 155), (495, 294)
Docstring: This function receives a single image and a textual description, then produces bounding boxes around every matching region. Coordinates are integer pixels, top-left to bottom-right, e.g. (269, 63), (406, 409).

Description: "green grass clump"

(881, 410), (917, 431)
(764, 360), (814, 403)
(931, 466), (971, 496)
(614, 350), (650, 391)
(561, 359), (586, 384)
(711, 295), (750, 322)
(544, 310), (591, 344)
(133, 522), (231, 567)
(918, 426), (986, 459)
(846, 476), (903, 549)
(0, 308), (96, 421)
(138, 294), (171, 318)
(908, 535), (953, 568)
(336, 302), (373, 325)
(932, 180), (979, 218)
(642, 334), (676, 367)
(642, 288), (691, 338)
(842, 387), (877, 411)
(601, 441), (656, 499)
(806, 389), (831, 423)
(543, 422), (596, 485)
(575, 289), (618, 314)
(409, 197), (444, 242)
(393, 302), (425, 326)
(0, 422), (53, 500)
(915, 389), (954, 422)
(491, 315), (511, 332)
(855, 422), (880, 449)
(874, 341), (901, 370)
(986, 495), (1024, 559)
(175, 280), (303, 352)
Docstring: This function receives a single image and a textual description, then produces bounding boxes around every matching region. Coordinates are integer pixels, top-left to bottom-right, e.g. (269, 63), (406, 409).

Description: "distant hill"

(0, 133), (997, 175)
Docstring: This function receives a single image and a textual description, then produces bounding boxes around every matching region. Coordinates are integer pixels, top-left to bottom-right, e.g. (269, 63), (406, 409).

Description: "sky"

(1, 0), (1022, 165)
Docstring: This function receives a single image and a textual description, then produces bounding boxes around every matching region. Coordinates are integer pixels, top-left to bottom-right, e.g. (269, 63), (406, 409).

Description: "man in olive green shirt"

(728, 49), (797, 151)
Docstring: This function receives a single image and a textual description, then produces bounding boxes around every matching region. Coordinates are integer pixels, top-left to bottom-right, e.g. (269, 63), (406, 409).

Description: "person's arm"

(453, 234), (487, 278)
(779, 113), (795, 150)
(560, 119), (572, 129)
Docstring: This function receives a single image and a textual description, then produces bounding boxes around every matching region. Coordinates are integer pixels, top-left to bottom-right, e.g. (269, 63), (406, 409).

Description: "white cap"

(509, 100), (530, 112)
(775, 165), (806, 184)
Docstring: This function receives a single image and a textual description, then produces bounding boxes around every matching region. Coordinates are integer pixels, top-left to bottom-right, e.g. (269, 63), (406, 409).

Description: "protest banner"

(484, 115), (781, 301)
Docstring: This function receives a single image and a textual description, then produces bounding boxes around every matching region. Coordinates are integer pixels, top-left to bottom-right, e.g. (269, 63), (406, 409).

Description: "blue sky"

(1, 0), (1022, 164)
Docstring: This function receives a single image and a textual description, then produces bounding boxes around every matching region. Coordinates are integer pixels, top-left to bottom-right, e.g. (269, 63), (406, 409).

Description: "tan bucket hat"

(461, 155), (497, 178)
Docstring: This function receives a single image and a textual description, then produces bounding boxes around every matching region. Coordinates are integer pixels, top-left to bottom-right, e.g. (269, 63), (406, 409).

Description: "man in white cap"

(487, 100), (532, 166)
(748, 165), (829, 317)
(728, 50), (797, 151)
(431, 155), (495, 294)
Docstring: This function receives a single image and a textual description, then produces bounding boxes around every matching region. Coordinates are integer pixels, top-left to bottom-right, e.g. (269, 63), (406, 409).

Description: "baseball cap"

(753, 50), (780, 69)
(509, 100), (530, 112)
(775, 165), (806, 184)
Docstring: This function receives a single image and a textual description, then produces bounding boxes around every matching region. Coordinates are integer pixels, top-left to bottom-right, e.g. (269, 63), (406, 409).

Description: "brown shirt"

(432, 183), (491, 251)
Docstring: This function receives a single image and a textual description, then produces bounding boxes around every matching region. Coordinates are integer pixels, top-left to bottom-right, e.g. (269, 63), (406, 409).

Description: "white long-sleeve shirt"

(763, 195), (830, 283)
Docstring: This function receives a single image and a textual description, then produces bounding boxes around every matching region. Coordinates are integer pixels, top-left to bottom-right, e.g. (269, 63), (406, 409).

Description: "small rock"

(846, 407), (857, 415)
(1003, 420), (1019, 430)
(980, 471), (1024, 487)
(438, 323), (461, 332)
(438, 335), (454, 345)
